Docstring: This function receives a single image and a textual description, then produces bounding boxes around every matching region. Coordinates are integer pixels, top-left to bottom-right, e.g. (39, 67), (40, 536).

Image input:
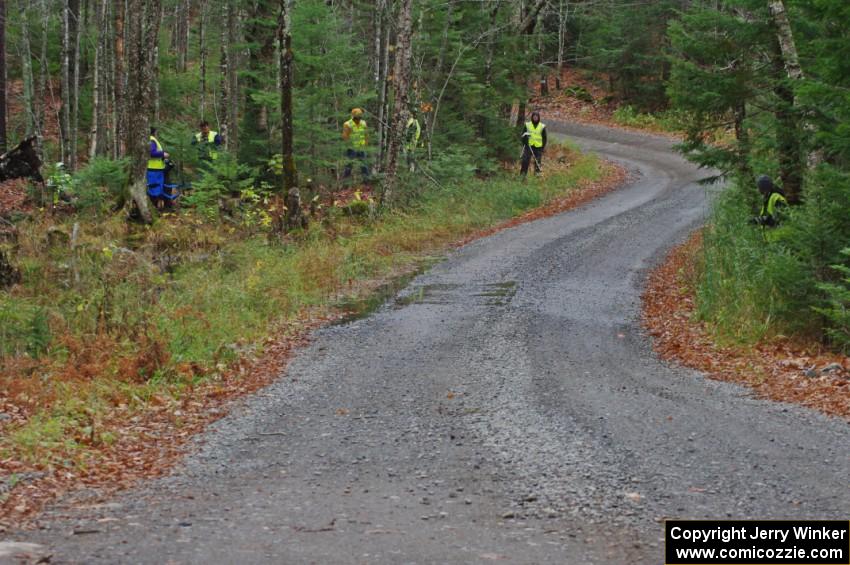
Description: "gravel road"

(11, 123), (850, 564)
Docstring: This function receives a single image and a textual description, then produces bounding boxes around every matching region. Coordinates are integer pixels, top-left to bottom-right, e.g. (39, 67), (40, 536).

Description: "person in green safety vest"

(753, 175), (788, 227)
(404, 112), (422, 173)
(342, 108), (370, 183)
(192, 120), (223, 163)
(520, 111), (547, 176)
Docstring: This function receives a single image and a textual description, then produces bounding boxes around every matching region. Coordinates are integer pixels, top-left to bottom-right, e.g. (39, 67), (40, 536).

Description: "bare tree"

(174, 0), (191, 72)
(71, 0), (81, 168)
(225, 1), (239, 154)
(556, 0), (570, 90)
(89, 0), (108, 158)
(113, 0), (126, 159)
(37, 0), (50, 155)
(0, 0), (6, 153)
(381, 0), (413, 206)
(60, 0), (73, 166)
(373, 0), (388, 167)
(199, 0), (207, 117)
(278, 0), (304, 232)
(17, 0), (37, 138)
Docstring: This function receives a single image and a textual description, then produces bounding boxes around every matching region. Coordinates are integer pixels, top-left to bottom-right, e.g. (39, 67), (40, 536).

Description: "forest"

(0, 0), (849, 517)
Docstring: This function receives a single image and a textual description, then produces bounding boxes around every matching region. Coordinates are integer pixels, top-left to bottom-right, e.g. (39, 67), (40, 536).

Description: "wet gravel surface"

(11, 123), (850, 564)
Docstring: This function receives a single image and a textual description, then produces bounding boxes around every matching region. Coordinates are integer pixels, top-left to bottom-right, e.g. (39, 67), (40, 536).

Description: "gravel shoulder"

(9, 123), (850, 565)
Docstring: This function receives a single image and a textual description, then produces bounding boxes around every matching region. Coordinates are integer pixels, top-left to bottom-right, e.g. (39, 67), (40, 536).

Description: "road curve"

(17, 123), (850, 564)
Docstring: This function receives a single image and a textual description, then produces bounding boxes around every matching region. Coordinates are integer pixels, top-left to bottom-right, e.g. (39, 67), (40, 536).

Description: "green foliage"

(696, 165), (850, 344)
(612, 106), (657, 128)
(45, 163), (74, 206)
(563, 86), (594, 104)
(0, 297), (51, 357)
(182, 154), (258, 217)
(816, 249), (850, 352)
(573, 0), (681, 110)
(71, 158), (131, 214)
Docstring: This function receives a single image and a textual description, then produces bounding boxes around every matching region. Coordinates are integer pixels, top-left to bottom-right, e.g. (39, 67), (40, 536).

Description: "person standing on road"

(520, 111), (547, 177)
(342, 108), (370, 184)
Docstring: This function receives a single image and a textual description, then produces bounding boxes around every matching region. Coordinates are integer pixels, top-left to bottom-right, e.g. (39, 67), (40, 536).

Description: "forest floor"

(0, 145), (627, 528)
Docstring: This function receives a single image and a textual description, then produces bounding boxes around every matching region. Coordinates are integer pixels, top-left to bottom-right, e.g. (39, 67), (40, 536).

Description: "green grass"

(612, 105), (685, 132)
(1, 145), (605, 467)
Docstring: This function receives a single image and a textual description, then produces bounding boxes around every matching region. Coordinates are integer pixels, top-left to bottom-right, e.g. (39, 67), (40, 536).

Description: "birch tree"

(89, 0), (108, 158)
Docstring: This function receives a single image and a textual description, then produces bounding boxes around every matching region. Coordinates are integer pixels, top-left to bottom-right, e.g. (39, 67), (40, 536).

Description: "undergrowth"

(694, 167), (850, 351)
(1, 143), (602, 469)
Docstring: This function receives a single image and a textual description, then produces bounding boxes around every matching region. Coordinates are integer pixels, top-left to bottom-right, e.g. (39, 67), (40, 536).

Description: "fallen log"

(0, 136), (43, 183)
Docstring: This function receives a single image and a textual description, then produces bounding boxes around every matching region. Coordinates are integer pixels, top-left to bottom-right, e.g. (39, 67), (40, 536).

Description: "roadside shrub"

(564, 85), (594, 103)
(816, 248), (850, 353)
(613, 105), (657, 128)
(0, 296), (51, 357)
(696, 166), (850, 345)
(182, 154), (257, 218)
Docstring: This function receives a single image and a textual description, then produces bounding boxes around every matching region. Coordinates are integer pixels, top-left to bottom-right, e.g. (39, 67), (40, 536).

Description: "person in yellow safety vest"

(753, 175), (788, 227)
(342, 108), (370, 183)
(404, 113), (422, 172)
(192, 120), (223, 162)
(520, 111), (547, 177)
(147, 127), (171, 208)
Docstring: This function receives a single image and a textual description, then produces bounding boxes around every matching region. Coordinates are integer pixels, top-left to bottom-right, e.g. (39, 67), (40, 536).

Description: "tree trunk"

(0, 0), (6, 153)
(37, 0), (49, 157)
(152, 2), (163, 124)
(219, 2), (230, 150)
(19, 0), (37, 137)
(732, 99), (757, 209)
(381, 0), (413, 206)
(278, 0), (296, 193)
(508, 0), (546, 127)
(89, 0), (107, 158)
(70, 0), (81, 169)
(113, 0), (126, 158)
(175, 0), (190, 72)
(124, 0), (160, 224)
(372, 0), (386, 167)
(377, 21), (390, 168)
(226, 1), (239, 155)
(61, 0), (72, 166)
(198, 0), (207, 117)
(278, 0), (307, 230)
(768, 0), (821, 171)
(772, 47), (803, 205)
(556, 0), (569, 90)
(768, 0), (802, 81)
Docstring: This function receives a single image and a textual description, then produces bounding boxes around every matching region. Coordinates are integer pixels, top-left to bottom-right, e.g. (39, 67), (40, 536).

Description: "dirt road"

(13, 123), (850, 564)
